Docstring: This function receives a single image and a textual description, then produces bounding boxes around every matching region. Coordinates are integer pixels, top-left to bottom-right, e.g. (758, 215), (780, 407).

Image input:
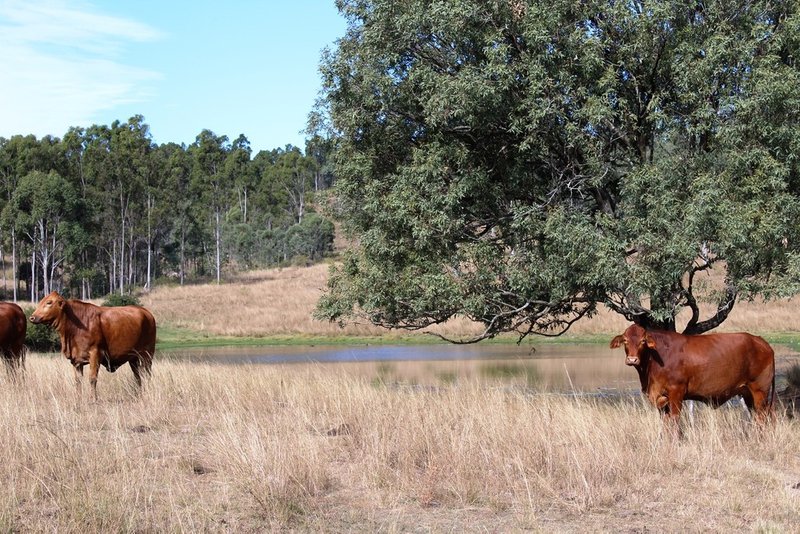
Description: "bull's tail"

(768, 353), (776, 411)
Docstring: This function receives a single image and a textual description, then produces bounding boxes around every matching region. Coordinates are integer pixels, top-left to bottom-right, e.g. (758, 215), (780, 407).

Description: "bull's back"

(672, 332), (773, 395)
(100, 306), (156, 357)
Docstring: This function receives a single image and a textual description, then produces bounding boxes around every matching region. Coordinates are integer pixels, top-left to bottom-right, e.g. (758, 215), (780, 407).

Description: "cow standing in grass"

(30, 291), (156, 400)
(610, 324), (775, 429)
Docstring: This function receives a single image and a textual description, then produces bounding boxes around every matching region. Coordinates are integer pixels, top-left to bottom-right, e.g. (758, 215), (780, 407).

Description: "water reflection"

(168, 343), (638, 392)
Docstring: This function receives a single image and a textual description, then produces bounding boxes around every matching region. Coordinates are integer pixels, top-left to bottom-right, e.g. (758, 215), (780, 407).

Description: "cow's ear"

(609, 335), (624, 348)
(645, 333), (657, 349)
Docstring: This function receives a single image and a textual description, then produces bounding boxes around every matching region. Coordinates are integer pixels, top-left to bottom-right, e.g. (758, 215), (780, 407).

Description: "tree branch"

(682, 283), (737, 335)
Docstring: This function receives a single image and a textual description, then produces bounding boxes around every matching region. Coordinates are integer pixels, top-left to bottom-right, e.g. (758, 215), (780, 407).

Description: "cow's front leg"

(88, 348), (101, 401)
(663, 386), (686, 439)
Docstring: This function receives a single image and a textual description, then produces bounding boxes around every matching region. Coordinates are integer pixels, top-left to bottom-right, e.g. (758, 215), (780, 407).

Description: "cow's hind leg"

(2, 344), (25, 381)
(746, 384), (772, 424)
(140, 347), (154, 377)
(12, 340), (25, 369)
(1, 353), (15, 380)
(129, 357), (143, 393)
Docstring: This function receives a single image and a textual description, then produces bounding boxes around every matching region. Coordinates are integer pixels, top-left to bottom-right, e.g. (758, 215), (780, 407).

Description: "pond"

(167, 343), (640, 393)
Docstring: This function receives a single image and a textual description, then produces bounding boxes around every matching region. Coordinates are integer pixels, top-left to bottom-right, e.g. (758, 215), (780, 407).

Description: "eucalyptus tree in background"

(0, 134), (68, 300)
(227, 134), (255, 224)
(111, 116), (153, 294)
(61, 127), (97, 298)
(81, 118), (153, 295)
(252, 148), (292, 231)
(306, 135), (337, 192)
(190, 130), (232, 284)
(0, 137), (22, 299)
(9, 171), (81, 300)
(161, 143), (196, 285)
(315, 0), (800, 341)
(81, 124), (117, 292)
(269, 146), (316, 224)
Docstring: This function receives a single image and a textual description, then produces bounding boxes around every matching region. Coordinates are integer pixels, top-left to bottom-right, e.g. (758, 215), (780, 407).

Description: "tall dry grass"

(2, 355), (798, 531)
(136, 263), (800, 339)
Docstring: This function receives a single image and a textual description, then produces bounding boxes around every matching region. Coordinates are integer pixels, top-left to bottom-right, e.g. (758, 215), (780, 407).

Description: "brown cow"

(30, 291), (156, 399)
(0, 302), (27, 376)
(610, 324), (775, 427)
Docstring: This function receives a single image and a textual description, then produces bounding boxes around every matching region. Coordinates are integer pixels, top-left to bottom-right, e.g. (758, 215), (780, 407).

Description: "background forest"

(0, 115), (336, 302)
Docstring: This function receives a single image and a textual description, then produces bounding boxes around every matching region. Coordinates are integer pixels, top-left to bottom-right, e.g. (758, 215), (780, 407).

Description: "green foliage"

(102, 294), (142, 307)
(316, 0), (800, 339)
(224, 212), (335, 269)
(0, 113), (338, 298)
(22, 307), (60, 352)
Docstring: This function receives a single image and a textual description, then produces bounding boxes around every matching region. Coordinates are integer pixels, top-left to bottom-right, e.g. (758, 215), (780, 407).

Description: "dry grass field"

(1, 357), (798, 532)
(2, 263), (799, 532)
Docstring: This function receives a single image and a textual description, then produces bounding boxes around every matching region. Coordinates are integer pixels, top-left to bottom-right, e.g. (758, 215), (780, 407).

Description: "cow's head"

(30, 291), (65, 325)
(609, 324), (656, 366)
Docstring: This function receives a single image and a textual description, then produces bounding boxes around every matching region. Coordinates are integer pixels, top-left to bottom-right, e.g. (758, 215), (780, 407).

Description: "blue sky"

(0, 0), (348, 154)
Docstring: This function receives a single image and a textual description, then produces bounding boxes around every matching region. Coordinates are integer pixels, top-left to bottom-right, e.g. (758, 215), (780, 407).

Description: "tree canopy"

(315, 0), (800, 340)
(0, 118), (336, 301)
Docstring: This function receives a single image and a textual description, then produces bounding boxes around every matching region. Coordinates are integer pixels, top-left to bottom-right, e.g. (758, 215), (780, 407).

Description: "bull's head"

(30, 291), (65, 325)
(609, 324), (656, 366)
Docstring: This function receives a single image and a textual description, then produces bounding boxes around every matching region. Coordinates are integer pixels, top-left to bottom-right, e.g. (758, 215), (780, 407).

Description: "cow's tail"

(768, 352), (776, 412)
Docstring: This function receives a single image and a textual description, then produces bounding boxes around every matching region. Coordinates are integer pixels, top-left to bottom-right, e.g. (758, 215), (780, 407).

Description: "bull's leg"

(686, 400), (695, 426)
(2, 345), (24, 381)
(740, 390), (755, 423)
(662, 387), (686, 439)
(88, 348), (101, 402)
(12, 341), (25, 372)
(747, 385), (771, 424)
(753, 360), (776, 424)
(129, 357), (143, 393)
(142, 349), (154, 376)
(1, 353), (14, 380)
(73, 364), (84, 395)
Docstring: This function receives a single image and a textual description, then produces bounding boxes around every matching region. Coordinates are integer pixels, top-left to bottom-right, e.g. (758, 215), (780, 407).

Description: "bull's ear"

(609, 335), (624, 348)
(645, 333), (657, 349)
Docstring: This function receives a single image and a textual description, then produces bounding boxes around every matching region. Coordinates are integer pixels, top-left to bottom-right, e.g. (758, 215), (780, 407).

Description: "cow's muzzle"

(29, 315), (41, 324)
(625, 356), (639, 366)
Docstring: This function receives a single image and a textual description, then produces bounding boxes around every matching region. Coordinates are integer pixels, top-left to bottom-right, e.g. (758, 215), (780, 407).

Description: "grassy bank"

(1, 355), (798, 532)
(138, 264), (800, 348)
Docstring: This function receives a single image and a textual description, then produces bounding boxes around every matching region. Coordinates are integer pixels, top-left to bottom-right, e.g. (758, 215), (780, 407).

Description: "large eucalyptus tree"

(316, 0), (800, 341)
(9, 170), (81, 299)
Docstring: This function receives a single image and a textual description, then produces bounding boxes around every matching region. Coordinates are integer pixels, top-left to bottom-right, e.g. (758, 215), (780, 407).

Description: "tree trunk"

(119, 221), (125, 295)
(11, 229), (17, 302)
(30, 247), (36, 302)
(180, 225), (186, 286)
(215, 208), (221, 284)
(146, 194), (153, 290)
(0, 248), (8, 293)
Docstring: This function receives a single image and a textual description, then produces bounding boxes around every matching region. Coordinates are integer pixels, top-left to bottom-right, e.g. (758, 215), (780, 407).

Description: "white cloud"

(0, 0), (162, 138)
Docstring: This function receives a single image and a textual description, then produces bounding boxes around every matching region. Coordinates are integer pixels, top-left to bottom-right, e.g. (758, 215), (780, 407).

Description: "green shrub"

(22, 306), (60, 352)
(102, 294), (142, 307)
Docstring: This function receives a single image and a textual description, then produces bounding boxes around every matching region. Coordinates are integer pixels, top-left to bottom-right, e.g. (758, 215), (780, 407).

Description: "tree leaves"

(318, 0), (800, 337)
